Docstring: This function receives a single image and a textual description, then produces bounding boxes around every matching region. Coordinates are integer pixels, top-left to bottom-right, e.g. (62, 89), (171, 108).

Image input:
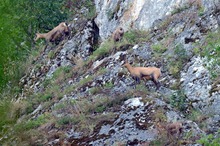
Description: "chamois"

(123, 62), (161, 90)
(34, 22), (69, 43)
(112, 27), (124, 42)
(156, 122), (183, 143)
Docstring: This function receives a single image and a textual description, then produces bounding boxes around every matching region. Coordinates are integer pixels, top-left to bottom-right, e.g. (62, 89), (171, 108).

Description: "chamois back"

(123, 62), (161, 90)
(34, 22), (69, 43)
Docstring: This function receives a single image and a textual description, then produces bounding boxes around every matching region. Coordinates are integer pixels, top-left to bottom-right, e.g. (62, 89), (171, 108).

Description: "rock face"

(95, 0), (187, 40)
(14, 0), (220, 146)
(71, 97), (205, 146)
(94, 0), (220, 40)
(181, 56), (211, 108)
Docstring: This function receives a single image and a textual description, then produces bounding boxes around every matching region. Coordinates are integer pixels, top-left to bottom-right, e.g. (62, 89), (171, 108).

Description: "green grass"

(48, 50), (56, 59)
(88, 39), (115, 61)
(40, 94), (53, 102)
(152, 43), (167, 54)
(0, 100), (16, 132)
(0, 0), (69, 90)
(193, 30), (220, 79)
(124, 30), (150, 44)
(23, 114), (50, 130)
(85, 0), (96, 19)
(104, 82), (114, 88)
(167, 44), (189, 78)
(57, 115), (79, 125)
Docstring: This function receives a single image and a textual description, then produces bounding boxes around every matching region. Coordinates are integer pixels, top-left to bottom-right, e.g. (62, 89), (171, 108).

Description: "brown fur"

(123, 62), (161, 90)
(112, 27), (124, 42)
(156, 122), (183, 143)
(34, 22), (69, 43)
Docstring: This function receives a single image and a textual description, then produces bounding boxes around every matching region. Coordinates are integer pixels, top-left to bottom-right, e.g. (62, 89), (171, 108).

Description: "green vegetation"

(152, 43), (167, 54)
(1, 0), (220, 145)
(197, 130), (220, 146)
(40, 94), (53, 102)
(170, 90), (188, 112)
(0, 99), (17, 133)
(187, 109), (203, 122)
(57, 115), (79, 125)
(88, 39), (115, 61)
(23, 114), (50, 130)
(0, 0), (70, 90)
(65, 0), (96, 19)
(191, 30), (220, 79)
(198, 6), (205, 16)
(123, 30), (150, 44)
(171, 5), (190, 15)
(168, 44), (189, 78)
(48, 50), (56, 59)
(0, 0), (95, 90)
(88, 29), (150, 63)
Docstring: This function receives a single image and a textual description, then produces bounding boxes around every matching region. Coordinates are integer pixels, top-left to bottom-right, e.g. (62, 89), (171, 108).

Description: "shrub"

(57, 116), (79, 125)
(95, 105), (106, 113)
(40, 94), (53, 102)
(170, 90), (188, 112)
(124, 30), (150, 44)
(197, 131), (220, 146)
(20, 114), (50, 130)
(88, 40), (115, 61)
(152, 43), (167, 54)
(0, 100), (16, 132)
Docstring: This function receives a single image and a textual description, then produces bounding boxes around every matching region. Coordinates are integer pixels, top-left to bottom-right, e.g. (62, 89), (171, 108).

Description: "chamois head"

(113, 27), (124, 42)
(59, 22), (69, 33)
(34, 33), (39, 42)
(123, 61), (130, 68)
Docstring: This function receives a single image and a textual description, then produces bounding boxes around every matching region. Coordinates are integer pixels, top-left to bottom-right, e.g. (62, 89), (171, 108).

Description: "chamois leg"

(50, 30), (62, 45)
(151, 73), (160, 90)
(132, 76), (140, 88)
(136, 77), (141, 84)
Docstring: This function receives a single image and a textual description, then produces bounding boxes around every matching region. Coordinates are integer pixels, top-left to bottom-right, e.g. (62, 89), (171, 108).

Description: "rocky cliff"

(7, 0), (220, 145)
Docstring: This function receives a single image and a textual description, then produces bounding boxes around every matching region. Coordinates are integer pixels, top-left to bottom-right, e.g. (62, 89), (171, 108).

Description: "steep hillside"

(1, 0), (220, 145)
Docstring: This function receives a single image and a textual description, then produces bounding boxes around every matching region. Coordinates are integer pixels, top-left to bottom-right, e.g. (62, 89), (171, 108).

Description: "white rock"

(124, 97), (144, 108)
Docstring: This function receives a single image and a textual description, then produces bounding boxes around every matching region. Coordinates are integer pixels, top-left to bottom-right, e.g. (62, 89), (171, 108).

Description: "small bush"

(48, 50), (56, 59)
(89, 87), (101, 95)
(104, 82), (114, 88)
(95, 105), (106, 113)
(57, 116), (79, 125)
(23, 114), (50, 130)
(170, 90), (188, 112)
(168, 63), (181, 78)
(40, 94), (53, 102)
(0, 100), (16, 132)
(197, 131), (220, 146)
(198, 6), (205, 16)
(152, 43), (167, 54)
(78, 75), (93, 87)
(89, 40), (115, 61)
(84, 0), (96, 19)
(124, 30), (150, 44)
